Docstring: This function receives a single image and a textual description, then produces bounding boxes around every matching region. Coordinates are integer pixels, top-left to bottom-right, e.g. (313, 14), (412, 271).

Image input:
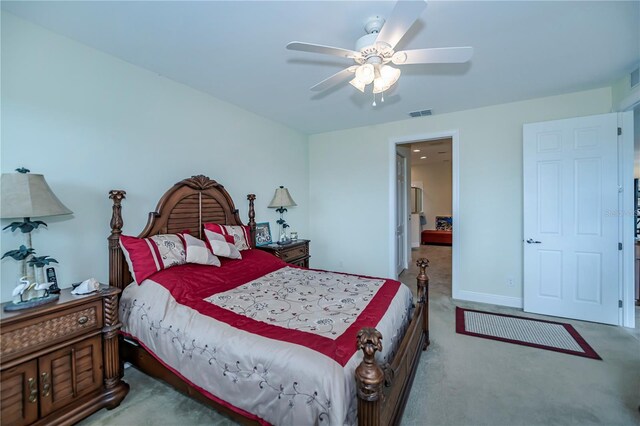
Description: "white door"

(523, 113), (620, 325)
(396, 146), (410, 276)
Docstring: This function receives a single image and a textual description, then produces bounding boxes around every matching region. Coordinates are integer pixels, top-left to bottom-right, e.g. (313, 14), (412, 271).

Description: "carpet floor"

(80, 245), (640, 425)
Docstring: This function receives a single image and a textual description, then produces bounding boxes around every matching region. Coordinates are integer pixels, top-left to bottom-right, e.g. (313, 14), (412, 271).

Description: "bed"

(108, 175), (430, 425)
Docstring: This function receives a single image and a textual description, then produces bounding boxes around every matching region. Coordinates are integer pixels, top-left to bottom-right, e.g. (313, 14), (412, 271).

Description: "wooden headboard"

(108, 175), (256, 291)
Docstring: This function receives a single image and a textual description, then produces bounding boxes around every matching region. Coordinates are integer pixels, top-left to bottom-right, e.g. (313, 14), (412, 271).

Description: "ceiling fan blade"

(375, 0), (428, 50)
(310, 67), (356, 92)
(393, 47), (474, 65)
(287, 42), (361, 59)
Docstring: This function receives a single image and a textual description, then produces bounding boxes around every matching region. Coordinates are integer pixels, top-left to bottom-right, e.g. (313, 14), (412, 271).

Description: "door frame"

(395, 146), (410, 274)
(388, 130), (460, 296)
(619, 111), (634, 328)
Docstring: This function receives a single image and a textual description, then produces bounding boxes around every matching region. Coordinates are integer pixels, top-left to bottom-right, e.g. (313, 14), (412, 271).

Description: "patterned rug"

(455, 307), (601, 360)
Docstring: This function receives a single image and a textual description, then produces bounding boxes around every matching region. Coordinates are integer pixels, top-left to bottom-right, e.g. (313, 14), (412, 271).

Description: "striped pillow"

(204, 229), (242, 259)
(203, 223), (252, 251)
(180, 233), (220, 267)
(120, 234), (186, 283)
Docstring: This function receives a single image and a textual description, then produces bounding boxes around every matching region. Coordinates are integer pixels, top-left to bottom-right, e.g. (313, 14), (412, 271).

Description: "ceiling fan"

(286, 0), (473, 105)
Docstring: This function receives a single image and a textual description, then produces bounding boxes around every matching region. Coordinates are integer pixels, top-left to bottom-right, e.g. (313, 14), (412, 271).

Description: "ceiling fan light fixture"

(373, 65), (401, 93)
(287, 0), (473, 102)
(355, 64), (375, 85)
(349, 77), (366, 93)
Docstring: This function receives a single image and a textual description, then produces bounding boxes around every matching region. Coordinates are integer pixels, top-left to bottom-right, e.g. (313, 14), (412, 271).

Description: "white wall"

(411, 161), (452, 231)
(309, 87), (612, 303)
(0, 13), (309, 302)
(612, 73), (640, 177)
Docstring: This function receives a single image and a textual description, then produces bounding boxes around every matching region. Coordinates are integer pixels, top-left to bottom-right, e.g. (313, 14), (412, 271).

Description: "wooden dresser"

(257, 239), (310, 267)
(0, 286), (129, 425)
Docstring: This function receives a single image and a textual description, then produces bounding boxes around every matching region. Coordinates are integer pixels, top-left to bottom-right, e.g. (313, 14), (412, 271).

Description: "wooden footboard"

(356, 258), (429, 426)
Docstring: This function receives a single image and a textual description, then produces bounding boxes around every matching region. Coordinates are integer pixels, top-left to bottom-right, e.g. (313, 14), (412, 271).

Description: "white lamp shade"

(373, 65), (401, 94)
(1, 172), (73, 219)
(355, 64), (375, 85)
(268, 186), (297, 208)
(349, 77), (366, 93)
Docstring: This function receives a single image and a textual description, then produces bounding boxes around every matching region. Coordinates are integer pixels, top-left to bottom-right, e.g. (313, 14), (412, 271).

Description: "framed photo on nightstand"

(255, 222), (272, 246)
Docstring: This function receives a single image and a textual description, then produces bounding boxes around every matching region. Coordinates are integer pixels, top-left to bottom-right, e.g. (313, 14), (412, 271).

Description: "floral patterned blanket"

(120, 250), (413, 425)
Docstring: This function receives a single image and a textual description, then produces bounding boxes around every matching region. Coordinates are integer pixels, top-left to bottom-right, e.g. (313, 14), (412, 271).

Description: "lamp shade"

(1, 172), (73, 219)
(268, 186), (297, 208)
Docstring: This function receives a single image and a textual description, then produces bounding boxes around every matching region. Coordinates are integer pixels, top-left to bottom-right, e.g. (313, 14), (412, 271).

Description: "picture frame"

(435, 216), (453, 231)
(255, 222), (273, 246)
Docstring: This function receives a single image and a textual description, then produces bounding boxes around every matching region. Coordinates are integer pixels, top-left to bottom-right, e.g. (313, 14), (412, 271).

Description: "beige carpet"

(80, 245), (640, 425)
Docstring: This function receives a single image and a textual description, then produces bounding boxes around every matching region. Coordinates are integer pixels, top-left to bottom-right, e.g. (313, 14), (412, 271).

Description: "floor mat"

(455, 307), (601, 360)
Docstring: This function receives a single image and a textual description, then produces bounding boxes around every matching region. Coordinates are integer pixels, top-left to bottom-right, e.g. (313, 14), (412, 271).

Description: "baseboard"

(411, 242), (420, 248)
(453, 289), (523, 309)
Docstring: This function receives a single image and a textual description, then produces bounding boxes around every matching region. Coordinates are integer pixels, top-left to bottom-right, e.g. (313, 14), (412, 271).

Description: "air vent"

(631, 67), (639, 88)
(408, 109), (432, 118)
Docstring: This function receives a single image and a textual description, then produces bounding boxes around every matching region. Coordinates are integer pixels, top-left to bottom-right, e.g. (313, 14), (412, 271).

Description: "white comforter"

(120, 265), (413, 425)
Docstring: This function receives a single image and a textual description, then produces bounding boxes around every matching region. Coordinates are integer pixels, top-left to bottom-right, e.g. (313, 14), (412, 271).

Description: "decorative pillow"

(120, 234), (186, 283)
(204, 229), (242, 259)
(203, 223), (252, 251)
(179, 233), (221, 267)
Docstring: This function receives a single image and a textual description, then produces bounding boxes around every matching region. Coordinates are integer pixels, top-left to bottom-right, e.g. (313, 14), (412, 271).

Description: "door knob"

(526, 238), (542, 244)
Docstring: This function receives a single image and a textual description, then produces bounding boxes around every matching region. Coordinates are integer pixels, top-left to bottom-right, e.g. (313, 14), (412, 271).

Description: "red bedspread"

(146, 250), (401, 365)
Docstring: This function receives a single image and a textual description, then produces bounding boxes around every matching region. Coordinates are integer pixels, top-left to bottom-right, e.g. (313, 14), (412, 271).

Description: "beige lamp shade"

(1, 172), (73, 219)
(268, 186), (297, 208)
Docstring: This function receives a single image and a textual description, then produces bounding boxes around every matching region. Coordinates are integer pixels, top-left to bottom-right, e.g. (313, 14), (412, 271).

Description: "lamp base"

(4, 293), (60, 312)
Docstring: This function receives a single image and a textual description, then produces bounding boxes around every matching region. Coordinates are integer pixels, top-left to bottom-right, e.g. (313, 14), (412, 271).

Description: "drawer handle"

(78, 316), (89, 325)
(28, 378), (37, 403)
(41, 372), (51, 397)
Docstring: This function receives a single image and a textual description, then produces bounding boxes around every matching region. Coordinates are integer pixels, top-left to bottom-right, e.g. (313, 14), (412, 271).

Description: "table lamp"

(268, 186), (296, 245)
(1, 168), (72, 309)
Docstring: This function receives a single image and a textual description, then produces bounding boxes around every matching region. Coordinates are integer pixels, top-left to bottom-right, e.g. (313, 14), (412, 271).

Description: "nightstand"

(0, 286), (129, 426)
(258, 239), (310, 267)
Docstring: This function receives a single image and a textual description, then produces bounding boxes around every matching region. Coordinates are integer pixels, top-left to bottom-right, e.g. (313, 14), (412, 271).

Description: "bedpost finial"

(109, 190), (126, 203)
(357, 327), (383, 356)
(416, 258), (429, 277)
(109, 190), (126, 232)
(355, 327), (384, 402)
(416, 257), (429, 294)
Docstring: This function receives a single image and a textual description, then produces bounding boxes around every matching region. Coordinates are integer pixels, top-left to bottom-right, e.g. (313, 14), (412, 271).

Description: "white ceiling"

(409, 138), (451, 166)
(3, 1), (639, 135)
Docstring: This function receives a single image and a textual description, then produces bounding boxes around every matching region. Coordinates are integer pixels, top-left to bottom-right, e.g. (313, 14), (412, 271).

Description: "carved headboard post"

(108, 190), (127, 291)
(247, 194), (256, 248)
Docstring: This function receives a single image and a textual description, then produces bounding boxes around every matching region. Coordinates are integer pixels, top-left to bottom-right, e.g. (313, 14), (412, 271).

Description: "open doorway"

(393, 134), (456, 299)
(409, 138), (452, 296)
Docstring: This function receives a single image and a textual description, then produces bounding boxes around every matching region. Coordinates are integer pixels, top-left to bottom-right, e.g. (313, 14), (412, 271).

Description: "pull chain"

(381, 91), (385, 103)
(372, 92), (377, 107)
